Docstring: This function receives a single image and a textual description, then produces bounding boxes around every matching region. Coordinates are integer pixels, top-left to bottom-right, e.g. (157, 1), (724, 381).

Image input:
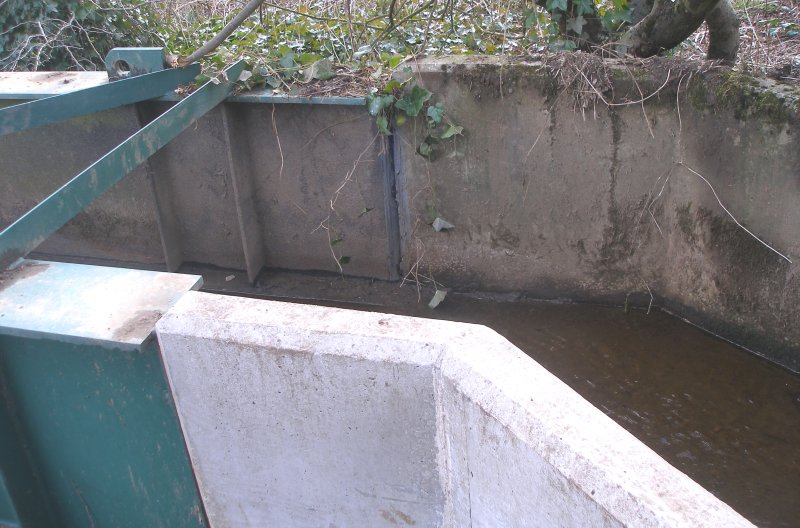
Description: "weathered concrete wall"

(156, 291), (754, 527)
(395, 57), (800, 370)
(2, 61), (798, 369)
(0, 98), (393, 280)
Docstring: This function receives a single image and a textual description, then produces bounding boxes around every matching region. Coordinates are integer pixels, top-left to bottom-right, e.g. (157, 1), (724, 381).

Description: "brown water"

(203, 269), (800, 528)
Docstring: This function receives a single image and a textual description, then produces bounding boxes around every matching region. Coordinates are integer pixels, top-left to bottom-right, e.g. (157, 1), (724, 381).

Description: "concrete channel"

(1, 57), (798, 370)
(0, 57), (797, 526)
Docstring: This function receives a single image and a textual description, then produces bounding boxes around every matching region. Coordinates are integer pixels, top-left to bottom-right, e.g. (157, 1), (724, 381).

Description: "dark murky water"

(205, 269), (800, 528)
(410, 298), (800, 528)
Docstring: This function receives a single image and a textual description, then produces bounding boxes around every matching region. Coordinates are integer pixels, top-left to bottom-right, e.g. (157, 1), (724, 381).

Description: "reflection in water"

(418, 299), (800, 528)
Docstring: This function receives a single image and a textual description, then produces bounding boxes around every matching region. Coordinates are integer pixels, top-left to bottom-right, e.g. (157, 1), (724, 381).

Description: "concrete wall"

(0, 99), (393, 281)
(156, 291), (754, 527)
(394, 57), (800, 371)
(2, 60), (798, 369)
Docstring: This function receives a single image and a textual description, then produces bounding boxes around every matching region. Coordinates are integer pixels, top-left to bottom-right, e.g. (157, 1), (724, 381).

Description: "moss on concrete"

(712, 72), (798, 125)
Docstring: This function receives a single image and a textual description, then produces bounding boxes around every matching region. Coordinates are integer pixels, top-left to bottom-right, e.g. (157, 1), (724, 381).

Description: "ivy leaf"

(549, 38), (577, 51)
(417, 135), (439, 159)
(304, 58), (334, 81)
(387, 55), (404, 69)
(440, 125), (463, 139)
(417, 141), (434, 159)
(383, 79), (402, 93)
(546, 0), (568, 11)
(524, 9), (538, 29)
(426, 103), (444, 126)
(279, 52), (296, 70)
(376, 114), (391, 135)
(567, 15), (586, 34)
(297, 52), (322, 66)
(338, 256), (351, 265)
(395, 85), (432, 117)
(367, 94), (395, 116)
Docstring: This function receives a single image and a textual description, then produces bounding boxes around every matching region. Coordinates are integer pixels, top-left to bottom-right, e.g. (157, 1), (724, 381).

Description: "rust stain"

(380, 508), (416, 526)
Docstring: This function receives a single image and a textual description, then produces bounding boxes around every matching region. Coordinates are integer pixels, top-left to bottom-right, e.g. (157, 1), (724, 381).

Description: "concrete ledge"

(156, 291), (753, 527)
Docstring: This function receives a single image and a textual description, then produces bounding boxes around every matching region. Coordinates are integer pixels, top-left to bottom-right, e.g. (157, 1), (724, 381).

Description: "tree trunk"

(539, 0), (740, 63)
(625, 0), (739, 62)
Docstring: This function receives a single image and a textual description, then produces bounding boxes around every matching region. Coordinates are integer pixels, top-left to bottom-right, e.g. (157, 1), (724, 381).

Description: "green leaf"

(304, 58), (334, 81)
(297, 52), (321, 66)
(338, 256), (351, 265)
(279, 52), (296, 70)
(549, 38), (577, 51)
(383, 79), (402, 93)
(376, 114), (391, 135)
(524, 9), (538, 29)
(566, 15), (585, 34)
(426, 103), (444, 126)
(395, 85), (432, 117)
(546, 0), (568, 11)
(417, 142), (434, 158)
(367, 94), (395, 117)
(387, 54), (404, 69)
(331, 237), (343, 246)
(440, 125), (463, 139)
(358, 207), (374, 217)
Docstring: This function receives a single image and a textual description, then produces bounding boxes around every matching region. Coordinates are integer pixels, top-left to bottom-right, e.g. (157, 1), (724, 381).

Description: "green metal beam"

(0, 64), (200, 136)
(0, 60), (246, 270)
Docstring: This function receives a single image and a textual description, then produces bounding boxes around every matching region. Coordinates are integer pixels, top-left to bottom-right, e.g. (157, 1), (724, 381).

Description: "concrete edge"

(155, 291), (754, 527)
(441, 332), (752, 527)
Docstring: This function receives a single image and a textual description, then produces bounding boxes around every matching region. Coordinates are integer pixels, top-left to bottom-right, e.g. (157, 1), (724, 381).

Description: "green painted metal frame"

(0, 64), (200, 136)
(0, 334), (208, 528)
(0, 60), (246, 270)
(105, 47), (168, 78)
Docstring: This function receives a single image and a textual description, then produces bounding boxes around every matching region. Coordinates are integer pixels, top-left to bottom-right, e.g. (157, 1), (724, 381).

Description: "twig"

(271, 104), (284, 180)
(680, 163), (792, 263)
(179, 0), (265, 65)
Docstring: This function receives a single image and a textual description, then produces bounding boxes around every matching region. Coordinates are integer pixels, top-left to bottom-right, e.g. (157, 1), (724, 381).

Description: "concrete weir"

(156, 292), (753, 527)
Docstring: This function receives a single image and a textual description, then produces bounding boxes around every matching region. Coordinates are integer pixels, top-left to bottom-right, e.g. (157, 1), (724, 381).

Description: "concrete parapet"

(156, 291), (754, 527)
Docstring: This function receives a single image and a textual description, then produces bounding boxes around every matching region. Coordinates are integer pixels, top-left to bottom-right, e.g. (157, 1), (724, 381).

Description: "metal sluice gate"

(0, 48), (246, 271)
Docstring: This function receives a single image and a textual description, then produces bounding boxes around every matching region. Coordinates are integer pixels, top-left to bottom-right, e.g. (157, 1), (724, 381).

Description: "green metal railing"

(0, 51), (245, 270)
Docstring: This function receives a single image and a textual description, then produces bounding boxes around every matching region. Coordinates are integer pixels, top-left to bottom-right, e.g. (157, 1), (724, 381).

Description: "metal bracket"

(105, 47), (169, 80)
